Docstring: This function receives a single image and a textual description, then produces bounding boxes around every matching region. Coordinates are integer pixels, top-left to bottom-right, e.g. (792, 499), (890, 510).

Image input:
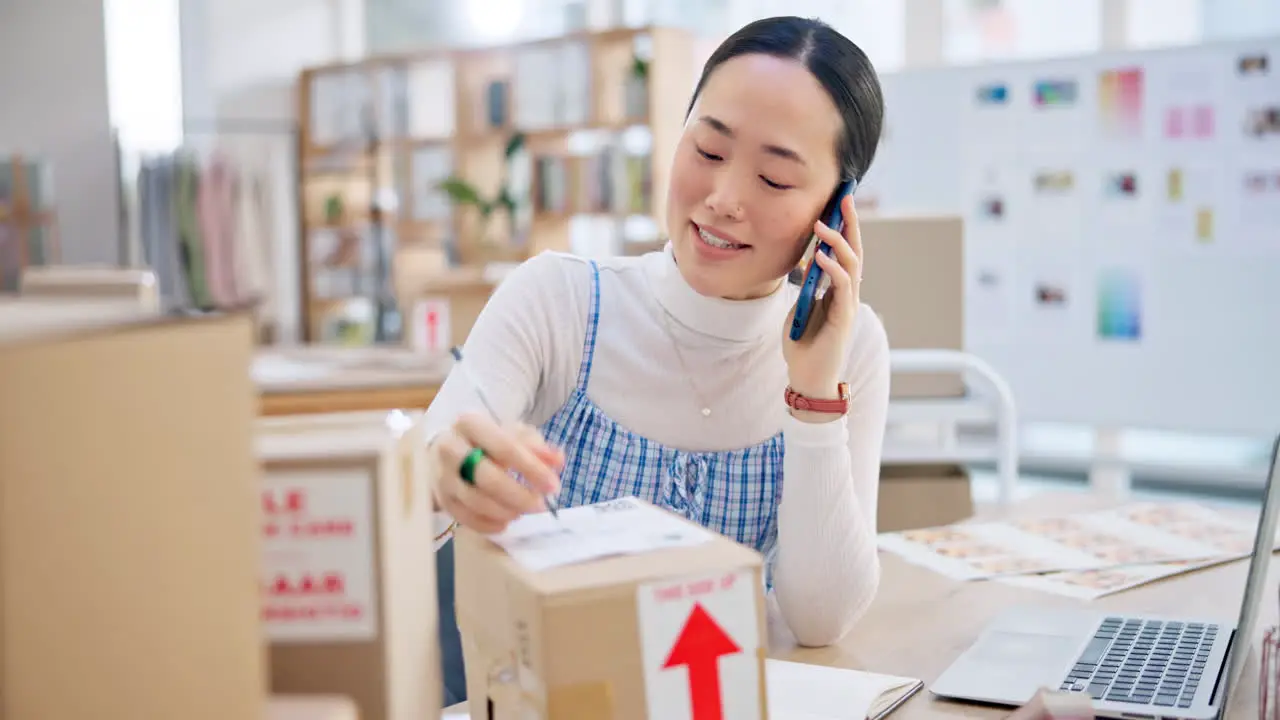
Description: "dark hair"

(686, 16), (884, 185)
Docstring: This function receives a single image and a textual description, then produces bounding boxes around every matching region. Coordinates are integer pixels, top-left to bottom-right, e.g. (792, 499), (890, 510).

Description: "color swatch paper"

(1097, 268), (1142, 341)
(1034, 79), (1078, 107)
(1099, 67), (1144, 138)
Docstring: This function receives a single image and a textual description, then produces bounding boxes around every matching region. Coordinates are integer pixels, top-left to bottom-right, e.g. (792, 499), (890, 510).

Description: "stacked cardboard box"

(860, 215), (975, 531)
(257, 410), (440, 720)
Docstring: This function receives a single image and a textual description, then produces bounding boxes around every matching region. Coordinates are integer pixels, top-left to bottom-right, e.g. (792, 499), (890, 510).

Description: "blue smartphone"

(789, 178), (858, 341)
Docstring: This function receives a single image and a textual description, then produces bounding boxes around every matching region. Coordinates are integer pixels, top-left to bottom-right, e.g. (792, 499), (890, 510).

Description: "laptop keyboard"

(1059, 617), (1218, 708)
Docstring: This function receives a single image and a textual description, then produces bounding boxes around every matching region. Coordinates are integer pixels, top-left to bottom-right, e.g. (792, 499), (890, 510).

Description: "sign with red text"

(636, 569), (762, 720)
(260, 470), (377, 642)
(411, 297), (451, 354)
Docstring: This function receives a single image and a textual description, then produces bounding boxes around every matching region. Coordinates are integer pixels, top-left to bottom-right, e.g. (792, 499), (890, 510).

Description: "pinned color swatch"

(1165, 105), (1214, 139)
(1097, 268), (1142, 341)
(1099, 67), (1143, 138)
(1034, 79), (1078, 107)
(977, 83), (1009, 105)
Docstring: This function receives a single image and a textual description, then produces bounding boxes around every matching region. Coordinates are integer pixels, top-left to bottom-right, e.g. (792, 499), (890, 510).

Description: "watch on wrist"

(784, 382), (850, 415)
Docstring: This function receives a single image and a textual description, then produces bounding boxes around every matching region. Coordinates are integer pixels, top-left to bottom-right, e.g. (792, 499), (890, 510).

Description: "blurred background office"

(1, 0), (1277, 511)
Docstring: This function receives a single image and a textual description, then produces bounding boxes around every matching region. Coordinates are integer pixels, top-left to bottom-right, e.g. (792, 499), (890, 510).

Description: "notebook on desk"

(766, 659), (924, 720)
(443, 660), (924, 720)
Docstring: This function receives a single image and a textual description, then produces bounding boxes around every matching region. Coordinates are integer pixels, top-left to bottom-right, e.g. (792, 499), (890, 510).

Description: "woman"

(424, 15), (889, 703)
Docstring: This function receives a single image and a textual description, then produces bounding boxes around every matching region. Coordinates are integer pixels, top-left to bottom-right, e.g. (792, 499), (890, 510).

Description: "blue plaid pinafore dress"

(437, 260), (785, 704)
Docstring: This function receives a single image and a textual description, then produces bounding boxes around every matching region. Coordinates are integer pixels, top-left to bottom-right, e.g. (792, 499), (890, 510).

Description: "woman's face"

(666, 53), (844, 300)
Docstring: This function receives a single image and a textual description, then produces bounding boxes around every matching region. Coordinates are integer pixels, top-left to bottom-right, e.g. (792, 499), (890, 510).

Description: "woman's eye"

(696, 146), (723, 162)
(761, 176), (792, 190)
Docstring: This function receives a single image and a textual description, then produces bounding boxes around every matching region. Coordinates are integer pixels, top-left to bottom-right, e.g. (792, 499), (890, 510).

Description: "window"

(944, 0), (1102, 65)
(104, 0), (184, 154)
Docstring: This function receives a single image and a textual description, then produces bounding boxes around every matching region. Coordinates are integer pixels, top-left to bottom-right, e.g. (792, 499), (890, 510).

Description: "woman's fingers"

(512, 422), (566, 474)
(813, 251), (853, 325)
(456, 413), (561, 495)
(432, 429), (516, 531)
(842, 193), (864, 281)
(815, 194), (864, 283)
(814, 249), (851, 295)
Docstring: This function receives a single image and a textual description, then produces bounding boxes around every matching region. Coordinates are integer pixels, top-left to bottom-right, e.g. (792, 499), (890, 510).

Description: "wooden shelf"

(295, 26), (696, 345)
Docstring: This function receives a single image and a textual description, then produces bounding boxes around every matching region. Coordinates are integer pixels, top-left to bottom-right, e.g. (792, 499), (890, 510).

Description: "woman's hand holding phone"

(782, 192), (865, 410)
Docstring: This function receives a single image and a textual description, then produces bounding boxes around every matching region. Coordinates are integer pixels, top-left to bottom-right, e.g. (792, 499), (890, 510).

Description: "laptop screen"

(1220, 434), (1280, 708)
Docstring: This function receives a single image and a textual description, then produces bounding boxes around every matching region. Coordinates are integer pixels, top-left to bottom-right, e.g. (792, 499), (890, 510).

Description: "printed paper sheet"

(996, 555), (1238, 600)
(878, 500), (1259, 581)
(490, 496), (713, 571)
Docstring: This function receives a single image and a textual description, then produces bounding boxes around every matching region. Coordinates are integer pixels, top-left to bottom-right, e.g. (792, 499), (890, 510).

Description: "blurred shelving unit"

(295, 25), (696, 345)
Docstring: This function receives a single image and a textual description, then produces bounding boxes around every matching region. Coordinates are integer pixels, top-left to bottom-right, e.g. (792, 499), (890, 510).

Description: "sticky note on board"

(488, 496), (714, 571)
(1167, 169), (1184, 201)
(1196, 208), (1213, 242)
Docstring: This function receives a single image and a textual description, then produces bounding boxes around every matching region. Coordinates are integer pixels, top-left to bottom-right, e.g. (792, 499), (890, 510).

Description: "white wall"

(181, 0), (364, 342)
(199, 0), (364, 121)
(0, 0), (120, 265)
(1201, 0), (1280, 41)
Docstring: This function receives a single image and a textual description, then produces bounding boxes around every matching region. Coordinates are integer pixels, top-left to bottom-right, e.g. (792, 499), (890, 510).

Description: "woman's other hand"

(1007, 689), (1094, 720)
(430, 413), (564, 534)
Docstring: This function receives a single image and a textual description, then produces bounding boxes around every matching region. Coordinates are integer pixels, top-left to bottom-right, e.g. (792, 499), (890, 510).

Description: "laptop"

(931, 434), (1280, 719)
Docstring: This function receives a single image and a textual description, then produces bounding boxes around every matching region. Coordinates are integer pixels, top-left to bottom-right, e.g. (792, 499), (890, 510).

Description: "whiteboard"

(860, 38), (1280, 437)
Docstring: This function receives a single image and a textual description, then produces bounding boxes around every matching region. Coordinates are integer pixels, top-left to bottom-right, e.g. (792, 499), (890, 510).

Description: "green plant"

(630, 55), (649, 80)
(437, 132), (526, 244)
(323, 194), (345, 224)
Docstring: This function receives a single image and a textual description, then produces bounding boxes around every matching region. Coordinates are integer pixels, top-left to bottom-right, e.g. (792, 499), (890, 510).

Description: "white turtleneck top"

(421, 246), (891, 646)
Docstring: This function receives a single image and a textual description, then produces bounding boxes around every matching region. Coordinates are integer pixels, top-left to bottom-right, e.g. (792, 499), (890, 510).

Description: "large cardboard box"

(0, 303), (266, 719)
(456, 496), (769, 720)
(257, 412), (439, 720)
(858, 214), (964, 399)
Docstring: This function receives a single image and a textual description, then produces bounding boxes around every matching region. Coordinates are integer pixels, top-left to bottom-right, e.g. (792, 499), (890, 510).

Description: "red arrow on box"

(663, 602), (741, 720)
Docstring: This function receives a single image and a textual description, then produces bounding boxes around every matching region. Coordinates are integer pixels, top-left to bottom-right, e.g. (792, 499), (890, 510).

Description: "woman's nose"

(705, 178), (745, 221)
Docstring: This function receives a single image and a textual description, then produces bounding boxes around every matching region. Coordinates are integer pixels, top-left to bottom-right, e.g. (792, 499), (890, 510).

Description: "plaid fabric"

(539, 260), (785, 566)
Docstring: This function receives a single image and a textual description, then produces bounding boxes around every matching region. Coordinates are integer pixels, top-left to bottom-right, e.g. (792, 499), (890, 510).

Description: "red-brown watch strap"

(784, 383), (850, 414)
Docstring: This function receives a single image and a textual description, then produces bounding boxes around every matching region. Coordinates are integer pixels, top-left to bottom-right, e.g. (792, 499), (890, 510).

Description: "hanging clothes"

(135, 148), (280, 317)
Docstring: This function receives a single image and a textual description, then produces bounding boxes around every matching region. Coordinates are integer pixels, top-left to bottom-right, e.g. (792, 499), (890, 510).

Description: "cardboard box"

(858, 215), (964, 399)
(20, 264), (160, 311)
(267, 695), (360, 720)
(0, 306), (265, 719)
(257, 412), (439, 720)
(877, 464), (975, 532)
(254, 346), (447, 417)
(400, 266), (511, 353)
(456, 496), (769, 720)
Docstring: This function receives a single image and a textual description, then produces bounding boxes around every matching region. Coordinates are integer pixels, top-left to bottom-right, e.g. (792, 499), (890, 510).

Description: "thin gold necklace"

(655, 304), (762, 419)
(657, 307), (715, 417)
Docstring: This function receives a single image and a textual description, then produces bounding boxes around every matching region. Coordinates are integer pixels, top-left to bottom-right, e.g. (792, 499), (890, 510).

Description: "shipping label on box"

(261, 469), (379, 641)
(637, 568), (763, 720)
